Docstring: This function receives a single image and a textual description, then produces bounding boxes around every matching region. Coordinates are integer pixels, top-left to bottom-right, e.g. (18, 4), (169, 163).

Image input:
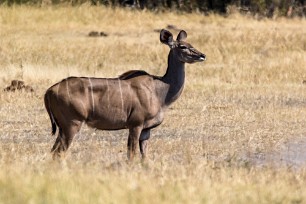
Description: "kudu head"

(160, 29), (206, 64)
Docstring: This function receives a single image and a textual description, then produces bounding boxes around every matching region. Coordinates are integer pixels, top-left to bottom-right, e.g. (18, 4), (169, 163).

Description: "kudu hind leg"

(51, 122), (82, 159)
(127, 126), (142, 161)
(139, 129), (151, 160)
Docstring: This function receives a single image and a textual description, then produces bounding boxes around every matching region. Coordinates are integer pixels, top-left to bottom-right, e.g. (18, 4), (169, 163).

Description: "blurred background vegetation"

(0, 0), (305, 17)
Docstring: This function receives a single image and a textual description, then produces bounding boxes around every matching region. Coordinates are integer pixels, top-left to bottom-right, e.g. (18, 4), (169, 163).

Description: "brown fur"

(119, 70), (150, 80)
(44, 29), (206, 161)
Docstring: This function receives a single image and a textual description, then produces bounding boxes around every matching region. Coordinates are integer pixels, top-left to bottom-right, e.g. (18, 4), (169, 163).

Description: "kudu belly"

(86, 107), (129, 130)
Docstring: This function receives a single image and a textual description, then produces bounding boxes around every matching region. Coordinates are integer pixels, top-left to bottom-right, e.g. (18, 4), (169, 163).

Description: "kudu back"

(44, 29), (206, 160)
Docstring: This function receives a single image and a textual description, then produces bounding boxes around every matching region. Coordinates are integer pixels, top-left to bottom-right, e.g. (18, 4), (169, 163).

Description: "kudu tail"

(44, 91), (57, 135)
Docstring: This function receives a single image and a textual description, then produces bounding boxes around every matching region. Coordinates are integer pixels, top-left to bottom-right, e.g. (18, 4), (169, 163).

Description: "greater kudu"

(44, 29), (206, 161)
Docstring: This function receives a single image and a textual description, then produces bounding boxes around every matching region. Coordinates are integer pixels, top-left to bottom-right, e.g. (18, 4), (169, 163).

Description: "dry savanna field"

(1, 5), (306, 203)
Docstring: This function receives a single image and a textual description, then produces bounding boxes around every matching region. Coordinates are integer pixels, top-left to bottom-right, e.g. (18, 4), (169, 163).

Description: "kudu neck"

(161, 50), (186, 106)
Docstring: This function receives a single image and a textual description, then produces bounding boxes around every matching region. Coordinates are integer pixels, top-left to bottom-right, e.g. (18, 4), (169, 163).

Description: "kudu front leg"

(139, 129), (151, 161)
(127, 126), (142, 161)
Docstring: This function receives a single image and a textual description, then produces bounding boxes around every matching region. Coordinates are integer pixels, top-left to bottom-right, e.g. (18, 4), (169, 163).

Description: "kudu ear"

(160, 29), (174, 48)
(177, 30), (187, 41)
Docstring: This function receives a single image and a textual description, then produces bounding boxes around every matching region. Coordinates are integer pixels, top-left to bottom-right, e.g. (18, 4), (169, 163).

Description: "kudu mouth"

(193, 53), (206, 62)
(198, 53), (206, 61)
(185, 53), (206, 64)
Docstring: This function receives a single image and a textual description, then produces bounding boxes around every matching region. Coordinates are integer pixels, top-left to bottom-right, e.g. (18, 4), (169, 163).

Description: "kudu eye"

(179, 45), (188, 49)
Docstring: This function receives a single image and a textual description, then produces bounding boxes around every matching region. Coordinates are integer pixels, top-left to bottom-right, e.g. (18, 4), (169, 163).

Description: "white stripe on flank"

(145, 90), (151, 108)
(118, 79), (124, 112)
(66, 79), (71, 101)
(88, 78), (95, 114)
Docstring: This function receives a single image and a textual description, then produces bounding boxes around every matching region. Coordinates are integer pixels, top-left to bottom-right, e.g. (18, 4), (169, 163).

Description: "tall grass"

(1, 5), (306, 203)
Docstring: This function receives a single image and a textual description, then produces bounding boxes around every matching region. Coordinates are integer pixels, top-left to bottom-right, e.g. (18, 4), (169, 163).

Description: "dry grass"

(1, 5), (306, 203)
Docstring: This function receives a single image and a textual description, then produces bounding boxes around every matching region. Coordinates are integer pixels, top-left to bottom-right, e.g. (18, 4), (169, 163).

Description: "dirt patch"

(88, 31), (108, 37)
(3, 80), (34, 92)
(246, 138), (306, 169)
